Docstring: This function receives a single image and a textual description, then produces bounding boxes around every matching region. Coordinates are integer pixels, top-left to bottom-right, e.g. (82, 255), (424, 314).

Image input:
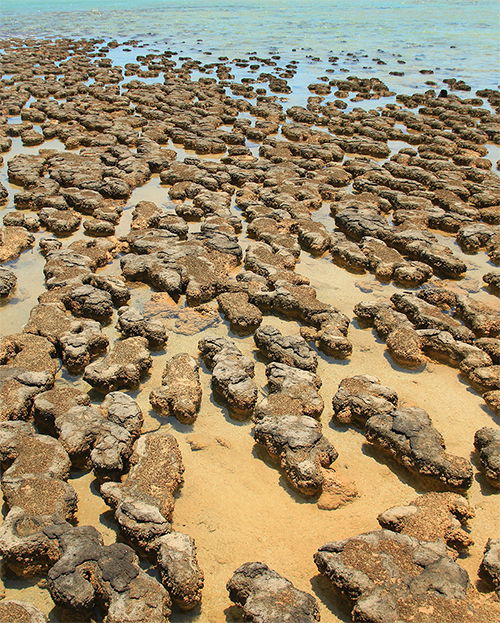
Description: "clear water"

(1, 1), (499, 90)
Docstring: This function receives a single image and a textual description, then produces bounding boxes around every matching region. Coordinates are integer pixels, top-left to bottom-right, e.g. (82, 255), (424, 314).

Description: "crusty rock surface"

(0, 600), (47, 623)
(150, 353), (202, 424)
(0, 267), (16, 297)
(217, 291), (263, 333)
(253, 415), (338, 495)
(480, 538), (500, 597)
(314, 530), (495, 623)
(0, 421), (76, 520)
(365, 406), (473, 490)
(24, 302), (108, 372)
(199, 336), (257, 416)
(254, 325), (318, 371)
(0, 333), (57, 421)
(62, 284), (114, 321)
(0, 509), (62, 576)
(0, 226), (35, 262)
(391, 292), (474, 343)
(377, 492), (474, 554)
(227, 562), (320, 623)
(155, 531), (204, 610)
(46, 522), (172, 623)
(83, 336), (152, 392)
(117, 305), (168, 347)
(254, 361), (324, 420)
(101, 432), (184, 548)
(474, 427), (500, 488)
(33, 387), (142, 477)
(332, 375), (398, 426)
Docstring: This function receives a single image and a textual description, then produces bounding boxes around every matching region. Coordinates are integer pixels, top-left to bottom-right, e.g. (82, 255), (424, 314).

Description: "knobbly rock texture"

(33, 387), (142, 478)
(481, 538), (500, 598)
(332, 375), (398, 426)
(101, 432), (184, 548)
(0, 421), (76, 520)
(0, 226), (34, 262)
(377, 492), (474, 554)
(227, 562), (320, 623)
(0, 601), (47, 623)
(199, 336), (257, 416)
(254, 362), (324, 420)
(474, 427), (500, 488)
(0, 267), (16, 297)
(62, 284), (114, 321)
(217, 291), (263, 334)
(1, 35), (500, 622)
(155, 532), (204, 610)
(150, 353), (202, 424)
(254, 325), (318, 371)
(45, 522), (172, 623)
(314, 530), (494, 623)
(253, 415), (338, 495)
(365, 406), (473, 490)
(25, 301), (109, 372)
(332, 375), (472, 489)
(83, 336), (152, 392)
(116, 305), (168, 347)
(354, 296), (500, 411)
(0, 333), (57, 421)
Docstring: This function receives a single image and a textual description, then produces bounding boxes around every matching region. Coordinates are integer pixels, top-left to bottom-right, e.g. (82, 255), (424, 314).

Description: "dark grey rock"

(252, 415), (337, 495)
(254, 325), (318, 371)
(199, 337), (257, 416)
(227, 562), (320, 623)
(474, 427), (500, 488)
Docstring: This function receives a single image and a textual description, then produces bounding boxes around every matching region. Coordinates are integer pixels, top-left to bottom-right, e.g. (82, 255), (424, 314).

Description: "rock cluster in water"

(0, 36), (498, 621)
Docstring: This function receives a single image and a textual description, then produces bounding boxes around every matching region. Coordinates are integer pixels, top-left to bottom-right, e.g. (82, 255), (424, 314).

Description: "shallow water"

(1, 0), (499, 92)
(0, 5), (499, 621)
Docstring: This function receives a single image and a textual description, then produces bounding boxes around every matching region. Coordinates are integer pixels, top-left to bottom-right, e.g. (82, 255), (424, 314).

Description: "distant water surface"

(0, 1), (498, 89)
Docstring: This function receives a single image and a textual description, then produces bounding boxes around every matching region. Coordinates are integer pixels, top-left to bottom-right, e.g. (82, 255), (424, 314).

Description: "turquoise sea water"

(1, 1), (499, 82)
(0, 1), (499, 91)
